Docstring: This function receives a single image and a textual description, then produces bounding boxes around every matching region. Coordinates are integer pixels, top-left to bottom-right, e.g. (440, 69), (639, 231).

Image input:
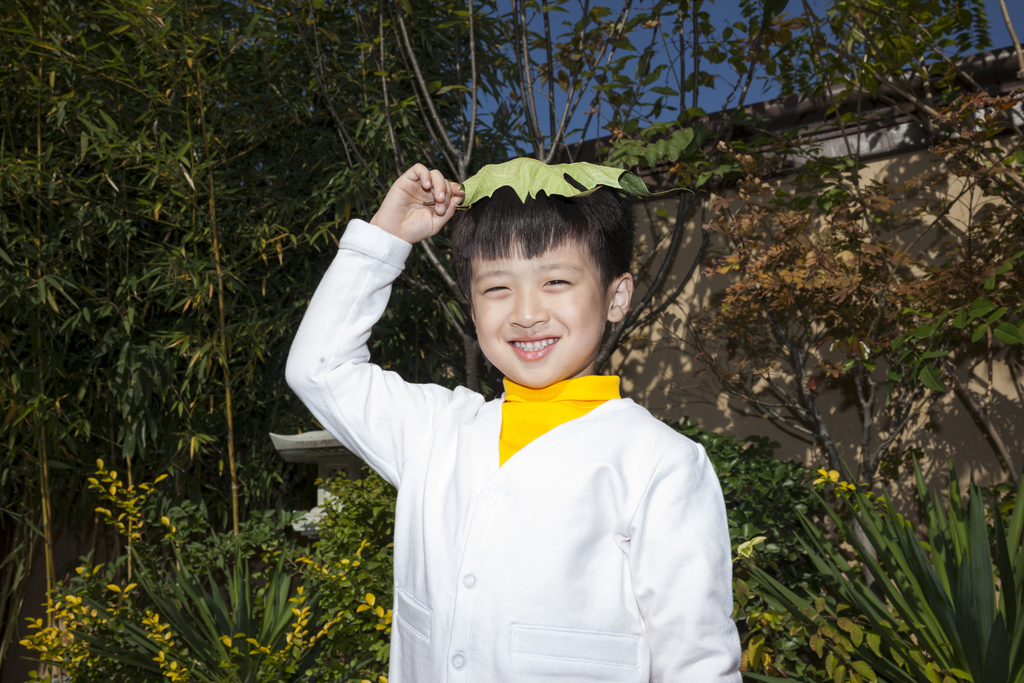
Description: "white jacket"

(286, 220), (741, 683)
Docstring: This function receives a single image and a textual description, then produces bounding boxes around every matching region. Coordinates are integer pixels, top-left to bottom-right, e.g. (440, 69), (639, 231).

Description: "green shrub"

(21, 462), (337, 683)
(668, 418), (828, 678)
(303, 471), (397, 683)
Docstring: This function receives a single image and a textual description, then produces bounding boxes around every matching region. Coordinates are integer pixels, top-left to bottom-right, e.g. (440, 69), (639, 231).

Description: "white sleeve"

(629, 443), (742, 682)
(285, 219), (457, 488)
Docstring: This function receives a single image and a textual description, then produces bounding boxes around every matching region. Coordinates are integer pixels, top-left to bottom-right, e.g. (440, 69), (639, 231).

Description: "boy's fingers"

(407, 163), (433, 193)
(426, 169), (451, 215)
(428, 168), (448, 201)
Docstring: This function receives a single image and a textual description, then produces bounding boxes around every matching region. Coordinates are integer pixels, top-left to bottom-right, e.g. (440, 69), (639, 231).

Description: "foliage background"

(2, 0), (1022, 678)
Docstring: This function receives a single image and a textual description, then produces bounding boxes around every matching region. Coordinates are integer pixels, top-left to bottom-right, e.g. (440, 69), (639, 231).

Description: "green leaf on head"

(459, 157), (679, 208)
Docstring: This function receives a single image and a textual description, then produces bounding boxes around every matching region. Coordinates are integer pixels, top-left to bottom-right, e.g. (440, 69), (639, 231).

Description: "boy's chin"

(497, 367), (597, 390)
(509, 377), (562, 389)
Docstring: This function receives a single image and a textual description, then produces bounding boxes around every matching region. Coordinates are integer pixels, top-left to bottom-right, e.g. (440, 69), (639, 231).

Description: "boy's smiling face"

(470, 242), (633, 389)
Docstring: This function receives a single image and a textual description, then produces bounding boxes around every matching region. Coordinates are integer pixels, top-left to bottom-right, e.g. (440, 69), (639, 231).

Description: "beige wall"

(610, 148), (1022, 500)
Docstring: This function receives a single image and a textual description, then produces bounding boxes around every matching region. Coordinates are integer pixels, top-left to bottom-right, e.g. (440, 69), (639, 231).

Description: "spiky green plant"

(744, 461), (1023, 683)
(73, 549), (338, 683)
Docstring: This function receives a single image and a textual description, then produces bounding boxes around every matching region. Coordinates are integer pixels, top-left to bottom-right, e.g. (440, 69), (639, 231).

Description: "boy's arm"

(285, 166), (464, 487)
(629, 444), (742, 682)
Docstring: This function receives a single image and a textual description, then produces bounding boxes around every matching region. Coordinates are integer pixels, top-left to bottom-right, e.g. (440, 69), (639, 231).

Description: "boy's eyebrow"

(474, 261), (586, 279)
(538, 261), (586, 272)
(473, 266), (511, 278)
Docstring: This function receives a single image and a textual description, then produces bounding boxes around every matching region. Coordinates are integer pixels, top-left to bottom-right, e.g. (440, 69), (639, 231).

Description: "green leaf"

(98, 109), (118, 131)
(952, 309), (968, 329)
(459, 158), (680, 207)
(968, 298), (996, 319)
(850, 660), (875, 681)
(865, 633), (881, 657)
(993, 322), (1024, 345)
(919, 365), (945, 391)
(993, 252), (1023, 276)
(436, 84), (469, 95)
(971, 322), (990, 343)
(446, 300), (465, 324)
(986, 306), (1009, 323)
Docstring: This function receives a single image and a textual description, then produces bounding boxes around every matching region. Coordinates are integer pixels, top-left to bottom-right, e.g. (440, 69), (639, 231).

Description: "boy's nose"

(510, 291), (548, 328)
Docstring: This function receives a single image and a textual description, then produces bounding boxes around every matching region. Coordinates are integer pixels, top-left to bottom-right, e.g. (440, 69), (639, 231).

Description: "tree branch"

(626, 194), (695, 326)
(543, 7), (556, 151)
(594, 194), (703, 371)
(392, 1), (464, 177)
(738, 378), (820, 438)
(998, 0), (1024, 81)
(765, 306), (842, 471)
(943, 359), (1019, 485)
(853, 365), (876, 479)
(627, 227), (709, 335)
(399, 271), (468, 339)
(868, 381), (925, 479)
(461, 0), (478, 179)
(288, 0), (385, 190)
(514, 0), (545, 157)
(378, 0), (404, 176)
(420, 237), (468, 306)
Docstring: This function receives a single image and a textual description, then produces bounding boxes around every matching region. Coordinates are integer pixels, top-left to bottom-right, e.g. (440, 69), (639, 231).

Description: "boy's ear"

(606, 273), (633, 323)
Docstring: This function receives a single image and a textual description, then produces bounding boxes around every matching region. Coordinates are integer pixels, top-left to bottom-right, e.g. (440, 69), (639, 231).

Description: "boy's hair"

(449, 185), (636, 298)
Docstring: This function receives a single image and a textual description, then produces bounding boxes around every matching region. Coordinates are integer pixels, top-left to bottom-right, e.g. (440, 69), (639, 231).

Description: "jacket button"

(462, 574), (476, 588)
(482, 489), (497, 504)
(451, 653), (466, 670)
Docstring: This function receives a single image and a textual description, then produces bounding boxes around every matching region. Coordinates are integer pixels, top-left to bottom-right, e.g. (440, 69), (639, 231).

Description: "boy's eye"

(545, 280), (570, 286)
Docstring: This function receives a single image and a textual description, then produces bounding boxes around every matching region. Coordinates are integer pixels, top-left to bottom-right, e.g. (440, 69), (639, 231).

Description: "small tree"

(692, 88), (1023, 484)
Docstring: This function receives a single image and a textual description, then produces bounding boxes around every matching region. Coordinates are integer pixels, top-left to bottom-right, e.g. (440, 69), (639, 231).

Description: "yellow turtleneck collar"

(498, 375), (621, 466)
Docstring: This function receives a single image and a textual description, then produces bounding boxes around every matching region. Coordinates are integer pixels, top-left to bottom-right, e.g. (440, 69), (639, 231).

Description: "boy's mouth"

(510, 338), (557, 351)
(509, 337), (559, 360)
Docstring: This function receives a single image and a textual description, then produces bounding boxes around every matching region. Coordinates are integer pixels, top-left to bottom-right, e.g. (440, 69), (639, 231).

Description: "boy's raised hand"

(371, 164), (464, 244)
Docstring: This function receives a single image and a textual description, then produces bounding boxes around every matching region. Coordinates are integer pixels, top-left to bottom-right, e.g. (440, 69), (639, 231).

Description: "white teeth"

(512, 338), (556, 351)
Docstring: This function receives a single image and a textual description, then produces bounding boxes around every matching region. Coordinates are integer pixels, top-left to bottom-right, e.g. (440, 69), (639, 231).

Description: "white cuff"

(340, 219), (414, 270)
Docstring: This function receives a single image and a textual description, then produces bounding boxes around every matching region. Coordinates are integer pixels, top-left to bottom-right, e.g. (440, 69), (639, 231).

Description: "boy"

(286, 162), (741, 682)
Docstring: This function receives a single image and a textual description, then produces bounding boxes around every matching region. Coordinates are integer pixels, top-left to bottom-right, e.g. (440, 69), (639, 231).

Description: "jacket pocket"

(395, 588), (431, 642)
(510, 624), (642, 681)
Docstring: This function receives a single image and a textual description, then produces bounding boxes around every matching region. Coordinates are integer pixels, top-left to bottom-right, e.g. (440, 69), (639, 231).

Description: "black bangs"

(449, 185), (636, 298)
